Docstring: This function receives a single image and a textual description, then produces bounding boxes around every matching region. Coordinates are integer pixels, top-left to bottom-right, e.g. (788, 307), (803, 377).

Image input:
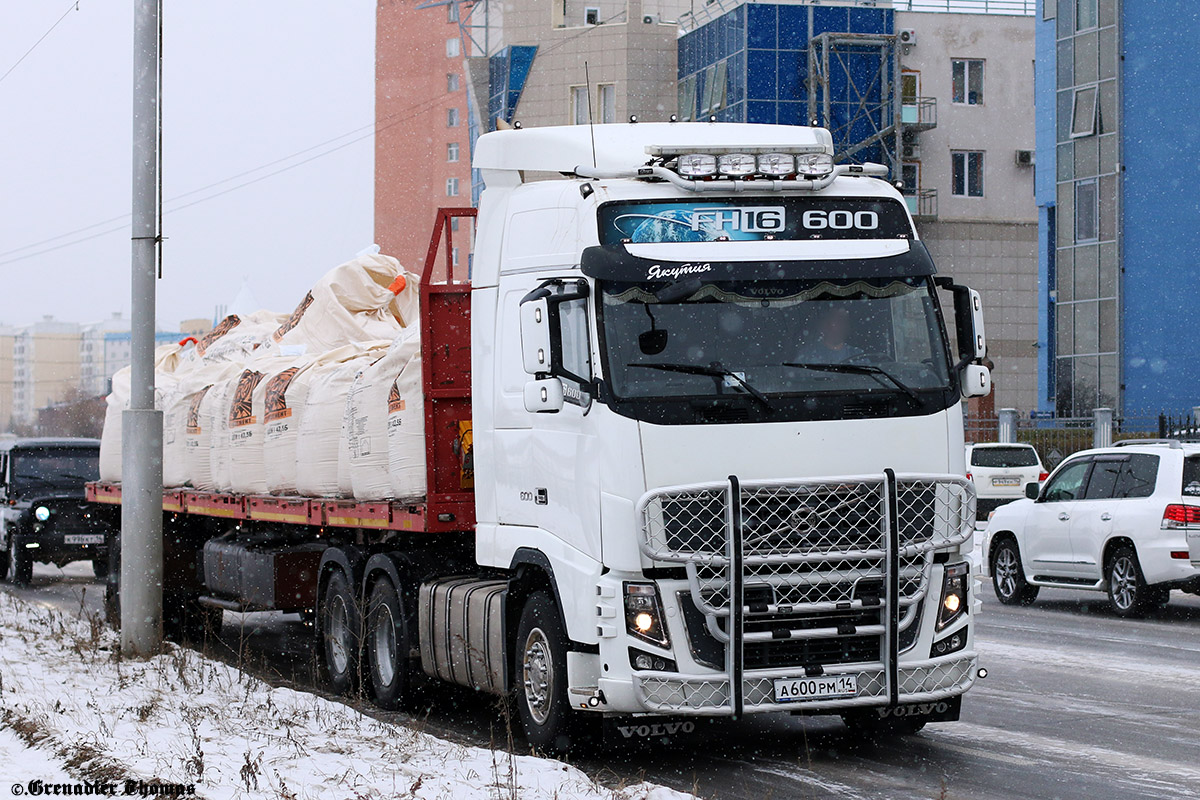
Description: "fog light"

(676, 153), (717, 177)
(634, 654), (654, 670)
(795, 152), (835, 178)
(756, 152), (795, 177)
(716, 153), (756, 176)
(34, 506), (50, 522)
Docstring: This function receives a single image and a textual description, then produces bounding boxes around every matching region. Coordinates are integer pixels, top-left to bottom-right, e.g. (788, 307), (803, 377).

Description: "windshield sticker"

(598, 198), (912, 245)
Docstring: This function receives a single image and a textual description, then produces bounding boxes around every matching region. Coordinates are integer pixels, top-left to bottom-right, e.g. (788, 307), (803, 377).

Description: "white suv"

(966, 443), (1047, 521)
(983, 440), (1200, 617)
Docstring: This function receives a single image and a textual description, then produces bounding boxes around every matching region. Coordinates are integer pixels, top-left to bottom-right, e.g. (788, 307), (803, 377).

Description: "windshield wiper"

(628, 362), (773, 411)
(782, 361), (921, 402)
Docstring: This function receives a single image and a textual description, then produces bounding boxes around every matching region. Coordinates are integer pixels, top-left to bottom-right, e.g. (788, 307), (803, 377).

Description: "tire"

(6, 537), (32, 587)
(841, 710), (926, 738)
(365, 577), (410, 710)
(319, 569), (361, 695)
(514, 591), (594, 755)
(1106, 545), (1155, 618)
(92, 555), (109, 581)
(990, 538), (1039, 606)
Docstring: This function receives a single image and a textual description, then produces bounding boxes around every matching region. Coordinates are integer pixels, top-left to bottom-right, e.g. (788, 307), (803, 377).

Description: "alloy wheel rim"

(327, 595), (350, 675)
(995, 547), (1019, 598)
(373, 602), (397, 687)
(522, 628), (553, 725)
(1111, 556), (1137, 610)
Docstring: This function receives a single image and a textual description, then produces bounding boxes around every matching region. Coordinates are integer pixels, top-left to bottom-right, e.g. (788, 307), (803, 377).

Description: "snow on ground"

(0, 591), (694, 800)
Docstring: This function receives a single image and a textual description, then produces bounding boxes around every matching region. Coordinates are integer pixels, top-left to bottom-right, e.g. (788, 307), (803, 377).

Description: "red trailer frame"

(87, 208), (478, 535)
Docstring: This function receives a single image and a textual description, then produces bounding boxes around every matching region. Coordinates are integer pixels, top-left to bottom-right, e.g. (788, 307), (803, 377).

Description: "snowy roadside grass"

(0, 592), (694, 800)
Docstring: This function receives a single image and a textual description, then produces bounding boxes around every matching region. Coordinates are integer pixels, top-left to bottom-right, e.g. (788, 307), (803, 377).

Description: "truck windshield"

(10, 448), (99, 493)
(598, 275), (955, 423)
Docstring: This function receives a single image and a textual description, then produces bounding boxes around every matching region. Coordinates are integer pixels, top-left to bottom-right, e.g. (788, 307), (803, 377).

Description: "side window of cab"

(1041, 458), (1091, 503)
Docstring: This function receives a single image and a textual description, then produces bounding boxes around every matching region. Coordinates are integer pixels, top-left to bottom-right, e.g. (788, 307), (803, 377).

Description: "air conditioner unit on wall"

(1015, 149), (1035, 166)
(902, 143), (921, 160)
(898, 29), (917, 46)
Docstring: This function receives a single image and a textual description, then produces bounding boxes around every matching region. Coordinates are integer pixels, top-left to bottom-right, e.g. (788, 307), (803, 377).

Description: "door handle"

(1058, 512), (1070, 521)
(1100, 512), (1112, 521)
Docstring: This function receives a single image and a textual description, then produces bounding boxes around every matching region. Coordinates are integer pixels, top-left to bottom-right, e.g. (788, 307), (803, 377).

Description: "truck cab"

(469, 123), (989, 746)
(0, 437), (110, 585)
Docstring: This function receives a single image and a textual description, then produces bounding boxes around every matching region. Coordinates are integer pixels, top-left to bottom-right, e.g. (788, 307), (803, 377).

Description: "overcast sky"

(0, 1), (375, 330)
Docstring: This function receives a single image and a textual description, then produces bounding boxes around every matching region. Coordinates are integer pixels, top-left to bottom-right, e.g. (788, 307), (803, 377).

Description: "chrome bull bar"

(637, 471), (975, 717)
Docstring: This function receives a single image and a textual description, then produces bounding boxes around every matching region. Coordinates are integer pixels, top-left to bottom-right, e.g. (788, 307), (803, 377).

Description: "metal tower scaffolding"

(807, 31), (902, 175)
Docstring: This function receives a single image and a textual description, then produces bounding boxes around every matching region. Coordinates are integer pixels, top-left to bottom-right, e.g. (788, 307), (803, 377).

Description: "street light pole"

(122, 0), (163, 656)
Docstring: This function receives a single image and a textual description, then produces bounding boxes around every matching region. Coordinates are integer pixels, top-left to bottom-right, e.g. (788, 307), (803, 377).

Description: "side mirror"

(965, 288), (986, 359)
(960, 363), (991, 398)
(939, 280), (987, 363)
(639, 328), (668, 355)
(519, 298), (552, 375)
(524, 377), (564, 413)
(1025, 482), (1040, 500)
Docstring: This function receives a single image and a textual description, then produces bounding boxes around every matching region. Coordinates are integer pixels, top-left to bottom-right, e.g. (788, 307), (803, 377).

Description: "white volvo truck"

(91, 123), (991, 753)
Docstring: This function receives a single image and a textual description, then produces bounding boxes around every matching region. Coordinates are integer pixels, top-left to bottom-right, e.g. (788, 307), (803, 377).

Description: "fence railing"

(966, 408), (1200, 469)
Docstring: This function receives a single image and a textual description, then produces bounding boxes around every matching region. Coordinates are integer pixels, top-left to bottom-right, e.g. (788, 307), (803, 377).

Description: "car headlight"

(936, 562), (969, 632)
(624, 582), (669, 648)
(34, 506), (50, 522)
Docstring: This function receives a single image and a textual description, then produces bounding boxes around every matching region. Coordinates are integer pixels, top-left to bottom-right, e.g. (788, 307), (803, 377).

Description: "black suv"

(0, 438), (112, 585)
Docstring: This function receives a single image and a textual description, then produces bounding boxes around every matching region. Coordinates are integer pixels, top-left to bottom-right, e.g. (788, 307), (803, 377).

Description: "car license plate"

(992, 476), (1021, 486)
(63, 534), (105, 545)
(773, 674), (857, 703)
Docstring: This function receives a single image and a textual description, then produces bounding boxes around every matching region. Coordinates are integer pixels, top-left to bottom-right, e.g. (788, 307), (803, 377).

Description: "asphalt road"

(12, 561), (1200, 800)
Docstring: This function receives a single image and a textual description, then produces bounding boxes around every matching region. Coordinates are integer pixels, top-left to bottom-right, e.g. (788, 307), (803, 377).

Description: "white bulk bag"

(290, 342), (390, 497)
(346, 331), (422, 500)
(189, 376), (238, 491)
(387, 349), (427, 501)
(162, 360), (242, 488)
(98, 343), (185, 482)
(270, 253), (419, 355)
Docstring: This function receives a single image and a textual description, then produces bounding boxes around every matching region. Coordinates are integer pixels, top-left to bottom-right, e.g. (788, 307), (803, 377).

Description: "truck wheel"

(514, 591), (593, 755)
(990, 538), (1038, 605)
(365, 577), (410, 710)
(1107, 545), (1153, 618)
(6, 537), (32, 587)
(320, 569), (361, 695)
(841, 710), (926, 738)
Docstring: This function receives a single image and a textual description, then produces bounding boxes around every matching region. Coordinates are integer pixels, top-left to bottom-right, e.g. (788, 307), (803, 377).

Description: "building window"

(678, 74), (697, 121)
(448, 2), (459, 22)
(1043, 0), (1056, 20)
(599, 84), (615, 124)
(701, 60), (728, 116)
(1070, 86), (1098, 137)
(446, 177), (459, 197)
(452, 247), (460, 267)
(951, 151), (984, 197)
(1076, 0), (1097, 31)
(585, 7), (600, 25)
(446, 37), (460, 58)
(901, 162), (920, 195)
(447, 73), (459, 93)
(951, 59), (984, 105)
(1075, 179), (1098, 242)
(447, 107), (460, 127)
(447, 142), (460, 162)
(571, 86), (589, 125)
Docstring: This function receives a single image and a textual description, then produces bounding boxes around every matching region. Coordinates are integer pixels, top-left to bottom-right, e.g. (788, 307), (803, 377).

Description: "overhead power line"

(0, 88), (456, 268)
(0, 1), (81, 87)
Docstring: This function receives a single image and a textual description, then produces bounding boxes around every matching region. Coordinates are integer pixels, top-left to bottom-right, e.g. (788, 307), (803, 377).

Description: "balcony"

(901, 97), (937, 131)
(904, 188), (938, 222)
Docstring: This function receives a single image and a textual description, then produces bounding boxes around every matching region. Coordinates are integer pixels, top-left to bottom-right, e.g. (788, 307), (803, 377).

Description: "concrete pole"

(122, 0), (163, 656)
(997, 408), (1018, 444)
(1093, 407), (1113, 449)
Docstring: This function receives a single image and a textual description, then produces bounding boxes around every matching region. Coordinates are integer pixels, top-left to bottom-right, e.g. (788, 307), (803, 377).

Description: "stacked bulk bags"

(98, 249), (430, 503)
(98, 343), (186, 482)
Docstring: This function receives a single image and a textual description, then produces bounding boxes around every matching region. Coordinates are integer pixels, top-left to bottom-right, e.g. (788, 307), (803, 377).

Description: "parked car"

(0, 438), (112, 585)
(983, 440), (1200, 617)
(965, 442), (1048, 521)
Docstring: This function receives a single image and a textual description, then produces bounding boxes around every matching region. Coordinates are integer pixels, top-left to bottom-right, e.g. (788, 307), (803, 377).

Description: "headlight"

(716, 153), (757, 176)
(624, 582), (669, 647)
(795, 152), (835, 178)
(676, 153), (717, 177)
(936, 562), (969, 632)
(34, 506), (50, 522)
